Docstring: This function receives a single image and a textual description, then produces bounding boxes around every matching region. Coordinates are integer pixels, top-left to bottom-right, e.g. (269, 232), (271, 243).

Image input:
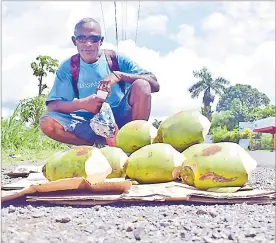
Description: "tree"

(17, 94), (48, 127)
(216, 84), (271, 123)
(241, 104), (275, 122)
(189, 67), (230, 120)
(210, 104), (275, 135)
(216, 84), (270, 114)
(254, 105), (276, 119)
(19, 55), (60, 127)
(229, 98), (251, 122)
(31, 55), (59, 96)
(210, 110), (237, 132)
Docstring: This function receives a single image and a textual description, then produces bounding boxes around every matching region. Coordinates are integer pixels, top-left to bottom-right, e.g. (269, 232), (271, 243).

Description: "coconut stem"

(180, 166), (195, 186)
(42, 164), (47, 178)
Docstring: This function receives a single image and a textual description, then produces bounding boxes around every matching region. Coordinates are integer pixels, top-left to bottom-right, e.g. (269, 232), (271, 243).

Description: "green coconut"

(180, 142), (257, 190)
(153, 110), (211, 152)
(116, 120), (157, 154)
(100, 146), (128, 178)
(182, 143), (211, 158)
(126, 143), (186, 183)
(43, 146), (112, 184)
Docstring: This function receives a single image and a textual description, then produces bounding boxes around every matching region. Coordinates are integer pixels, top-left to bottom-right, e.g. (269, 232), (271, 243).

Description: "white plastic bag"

(90, 102), (116, 138)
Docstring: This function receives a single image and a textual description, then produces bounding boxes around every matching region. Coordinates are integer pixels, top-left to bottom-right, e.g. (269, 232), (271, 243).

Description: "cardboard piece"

(2, 175), (132, 203)
(2, 173), (275, 205)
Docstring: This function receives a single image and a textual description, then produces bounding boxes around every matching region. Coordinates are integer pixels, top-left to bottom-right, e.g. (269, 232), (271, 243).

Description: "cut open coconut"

(43, 146), (112, 185)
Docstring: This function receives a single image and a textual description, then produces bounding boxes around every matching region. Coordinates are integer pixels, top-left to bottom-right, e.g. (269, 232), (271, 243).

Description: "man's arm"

(116, 53), (160, 93)
(113, 71), (160, 93)
(47, 99), (83, 113)
(47, 96), (105, 114)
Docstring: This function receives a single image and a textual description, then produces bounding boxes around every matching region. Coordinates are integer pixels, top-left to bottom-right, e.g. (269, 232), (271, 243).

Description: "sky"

(2, 1), (275, 122)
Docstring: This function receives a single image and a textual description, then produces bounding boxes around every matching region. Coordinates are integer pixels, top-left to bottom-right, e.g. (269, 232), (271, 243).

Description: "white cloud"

(138, 15), (168, 35)
(171, 24), (197, 48)
(2, 2), (8, 15)
(202, 12), (228, 31)
(210, 40), (275, 103)
(186, 2), (275, 60)
(2, 108), (14, 118)
(140, 1), (199, 16)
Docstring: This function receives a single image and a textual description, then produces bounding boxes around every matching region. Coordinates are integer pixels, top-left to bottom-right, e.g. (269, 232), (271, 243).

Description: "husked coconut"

(153, 110), (210, 152)
(182, 143), (211, 158)
(100, 146), (128, 178)
(180, 142), (257, 190)
(116, 120), (157, 154)
(126, 143), (186, 183)
(43, 146), (112, 184)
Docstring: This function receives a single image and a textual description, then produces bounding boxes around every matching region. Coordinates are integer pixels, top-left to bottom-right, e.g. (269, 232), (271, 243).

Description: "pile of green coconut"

(43, 110), (258, 191)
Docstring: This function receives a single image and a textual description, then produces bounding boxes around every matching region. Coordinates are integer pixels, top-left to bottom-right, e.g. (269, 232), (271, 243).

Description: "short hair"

(74, 18), (101, 36)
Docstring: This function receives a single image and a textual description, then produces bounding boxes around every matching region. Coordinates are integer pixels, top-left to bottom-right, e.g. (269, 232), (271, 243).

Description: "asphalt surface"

(248, 151), (275, 168)
(1, 152), (275, 243)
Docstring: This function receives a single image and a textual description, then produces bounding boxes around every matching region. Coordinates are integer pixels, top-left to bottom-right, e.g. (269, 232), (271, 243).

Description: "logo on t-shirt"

(78, 80), (101, 89)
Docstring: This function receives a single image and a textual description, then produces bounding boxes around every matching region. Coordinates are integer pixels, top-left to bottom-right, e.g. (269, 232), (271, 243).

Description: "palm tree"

(189, 67), (230, 120)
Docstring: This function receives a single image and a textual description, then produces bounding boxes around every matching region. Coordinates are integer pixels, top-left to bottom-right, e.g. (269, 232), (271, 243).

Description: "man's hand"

(80, 94), (105, 114)
(97, 72), (121, 94)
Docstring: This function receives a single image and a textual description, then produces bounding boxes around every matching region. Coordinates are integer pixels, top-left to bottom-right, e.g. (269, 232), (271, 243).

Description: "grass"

(1, 113), (70, 164)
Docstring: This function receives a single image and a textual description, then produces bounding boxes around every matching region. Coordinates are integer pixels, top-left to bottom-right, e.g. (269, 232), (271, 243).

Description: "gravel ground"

(1, 160), (275, 243)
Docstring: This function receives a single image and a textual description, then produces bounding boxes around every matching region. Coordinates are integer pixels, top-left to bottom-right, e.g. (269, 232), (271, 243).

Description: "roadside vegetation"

(1, 107), (69, 162)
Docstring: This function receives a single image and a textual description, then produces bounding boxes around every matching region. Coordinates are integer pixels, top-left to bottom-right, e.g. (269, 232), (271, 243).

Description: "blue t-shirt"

(46, 51), (151, 109)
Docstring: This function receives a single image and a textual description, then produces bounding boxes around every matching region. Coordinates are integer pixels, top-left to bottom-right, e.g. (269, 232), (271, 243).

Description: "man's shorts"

(41, 89), (132, 143)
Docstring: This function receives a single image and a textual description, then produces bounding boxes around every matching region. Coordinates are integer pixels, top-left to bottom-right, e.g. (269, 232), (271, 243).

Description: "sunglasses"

(75, 35), (102, 43)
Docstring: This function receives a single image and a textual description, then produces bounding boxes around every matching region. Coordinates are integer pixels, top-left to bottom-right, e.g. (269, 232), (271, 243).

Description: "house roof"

(253, 126), (276, 134)
(253, 117), (276, 134)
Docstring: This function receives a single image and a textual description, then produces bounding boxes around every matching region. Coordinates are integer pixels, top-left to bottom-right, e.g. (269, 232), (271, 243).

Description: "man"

(40, 17), (160, 146)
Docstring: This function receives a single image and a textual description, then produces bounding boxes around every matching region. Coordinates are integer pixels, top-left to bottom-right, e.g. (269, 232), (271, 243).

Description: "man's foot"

(105, 124), (119, 147)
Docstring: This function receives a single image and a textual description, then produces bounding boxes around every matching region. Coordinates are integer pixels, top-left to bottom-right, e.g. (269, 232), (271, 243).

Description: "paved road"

(249, 151), (275, 168)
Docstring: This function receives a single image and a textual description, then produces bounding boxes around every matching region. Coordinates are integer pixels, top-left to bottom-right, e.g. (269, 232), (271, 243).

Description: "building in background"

(253, 117), (276, 151)
(253, 117), (276, 134)
(239, 117), (276, 151)
(239, 121), (256, 133)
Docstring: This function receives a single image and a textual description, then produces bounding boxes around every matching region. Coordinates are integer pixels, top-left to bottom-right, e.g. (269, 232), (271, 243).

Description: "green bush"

(260, 134), (275, 150)
(212, 126), (249, 144)
(212, 126), (239, 143)
(229, 129), (240, 143)
(211, 126), (227, 143)
(211, 126), (275, 151)
(210, 110), (237, 132)
(240, 128), (253, 139)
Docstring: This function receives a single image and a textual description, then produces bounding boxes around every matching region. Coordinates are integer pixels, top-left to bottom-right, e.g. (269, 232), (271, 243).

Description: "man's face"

(72, 22), (104, 63)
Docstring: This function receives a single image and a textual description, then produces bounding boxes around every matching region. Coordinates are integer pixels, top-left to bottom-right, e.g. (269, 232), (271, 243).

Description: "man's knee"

(132, 79), (151, 94)
(130, 79), (151, 100)
(129, 79), (151, 107)
(40, 116), (61, 135)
